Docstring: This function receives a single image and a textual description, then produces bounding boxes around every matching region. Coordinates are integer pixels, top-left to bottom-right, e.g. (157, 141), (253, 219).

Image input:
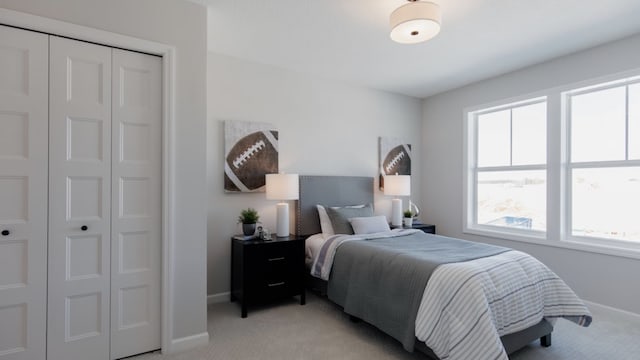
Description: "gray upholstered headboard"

(296, 176), (374, 236)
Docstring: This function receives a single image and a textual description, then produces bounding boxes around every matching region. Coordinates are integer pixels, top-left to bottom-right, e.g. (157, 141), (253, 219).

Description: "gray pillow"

(326, 204), (374, 235)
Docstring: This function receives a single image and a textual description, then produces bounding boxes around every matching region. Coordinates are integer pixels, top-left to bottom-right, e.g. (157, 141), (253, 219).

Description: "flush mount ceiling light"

(390, 0), (441, 44)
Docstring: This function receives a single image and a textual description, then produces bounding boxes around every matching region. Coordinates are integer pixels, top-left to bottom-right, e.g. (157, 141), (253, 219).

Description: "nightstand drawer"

(262, 260), (302, 282)
(258, 277), (299, 301)
(260, 243), (299, 264)
(249, 242), (300, 274)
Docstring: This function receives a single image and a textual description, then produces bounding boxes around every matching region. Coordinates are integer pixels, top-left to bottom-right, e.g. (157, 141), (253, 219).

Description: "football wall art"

(379, 136), (412, 191)
(224, 120), (279, 193)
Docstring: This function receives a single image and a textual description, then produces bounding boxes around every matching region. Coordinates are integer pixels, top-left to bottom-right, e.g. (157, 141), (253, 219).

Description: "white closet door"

(48, 36), (112, 360)
(0, 25), (48, 360)
(110, 49), (162, 359)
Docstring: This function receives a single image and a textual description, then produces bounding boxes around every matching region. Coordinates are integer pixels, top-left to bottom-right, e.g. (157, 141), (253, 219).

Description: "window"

(567, 80), (640, 244)
(465, 72), (640, 256)
(469, 99), (547, 234)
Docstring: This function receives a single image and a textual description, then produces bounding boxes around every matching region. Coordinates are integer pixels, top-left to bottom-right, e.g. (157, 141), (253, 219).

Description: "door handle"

(1, 230), (9, 236)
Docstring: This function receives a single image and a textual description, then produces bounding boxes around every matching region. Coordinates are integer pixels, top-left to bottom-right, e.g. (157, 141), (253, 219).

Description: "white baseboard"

(166, 331), (210, 354)
(584, 300), (640, 323)
(207, 291), (230, 304)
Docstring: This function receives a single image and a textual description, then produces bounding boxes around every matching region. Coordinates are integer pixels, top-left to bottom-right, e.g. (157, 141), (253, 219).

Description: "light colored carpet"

(132, 293), (640, 360)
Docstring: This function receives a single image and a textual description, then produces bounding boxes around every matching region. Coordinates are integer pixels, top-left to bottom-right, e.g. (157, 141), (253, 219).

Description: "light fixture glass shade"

(383, 175), (411, 196)
(265, 173), (299, 200)
(390, 1), (441, 44)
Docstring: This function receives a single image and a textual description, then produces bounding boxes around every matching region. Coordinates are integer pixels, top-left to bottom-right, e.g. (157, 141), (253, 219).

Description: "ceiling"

(202, 0), (640, 98)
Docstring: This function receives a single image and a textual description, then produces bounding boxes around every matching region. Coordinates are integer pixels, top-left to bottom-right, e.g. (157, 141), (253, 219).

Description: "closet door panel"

(0, 25), (48, 360)
(48, 36), (112, 360)
(110, 49), (162, 359)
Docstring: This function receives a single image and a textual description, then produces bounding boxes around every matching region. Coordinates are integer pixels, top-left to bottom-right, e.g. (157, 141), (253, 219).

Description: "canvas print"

(379, 137), (411, 191)
(224, 120), (279, 192)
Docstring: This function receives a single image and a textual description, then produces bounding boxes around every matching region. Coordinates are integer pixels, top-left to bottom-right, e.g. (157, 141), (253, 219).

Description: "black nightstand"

(230, 234), (306, 318)
(411, 223), (436, 234)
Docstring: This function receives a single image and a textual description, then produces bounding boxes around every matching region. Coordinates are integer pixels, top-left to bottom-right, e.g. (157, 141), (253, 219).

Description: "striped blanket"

(415, 250), (592, 360)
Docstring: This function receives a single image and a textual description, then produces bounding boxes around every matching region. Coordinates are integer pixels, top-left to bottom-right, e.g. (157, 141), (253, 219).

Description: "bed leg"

(540, 333), (552, 347)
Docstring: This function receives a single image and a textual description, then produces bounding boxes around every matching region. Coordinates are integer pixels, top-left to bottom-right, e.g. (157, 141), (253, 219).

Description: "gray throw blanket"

(327, 232), (509, 351)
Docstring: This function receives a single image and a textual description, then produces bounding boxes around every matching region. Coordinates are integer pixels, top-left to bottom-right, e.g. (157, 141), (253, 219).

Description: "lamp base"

(391, 198), (402, 227)
(275, 202), (290, 237)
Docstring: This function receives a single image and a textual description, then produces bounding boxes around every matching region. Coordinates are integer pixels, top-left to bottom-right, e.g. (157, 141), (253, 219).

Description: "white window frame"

(463, 70), (640, 260)
(464, 96), (548, 242)
(563, 76), (640, 253)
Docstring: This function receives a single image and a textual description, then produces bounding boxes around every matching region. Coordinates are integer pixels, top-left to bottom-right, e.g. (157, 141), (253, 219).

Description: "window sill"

(464, 226), (640, 261)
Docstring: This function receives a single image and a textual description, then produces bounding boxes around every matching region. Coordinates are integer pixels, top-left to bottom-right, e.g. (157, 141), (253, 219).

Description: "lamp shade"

(390, 1), (441, 44)
(383, 175), (411, 196)
(265, 173), (299, 200)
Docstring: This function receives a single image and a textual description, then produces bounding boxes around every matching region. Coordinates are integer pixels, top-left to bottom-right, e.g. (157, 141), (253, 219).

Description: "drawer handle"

(268, 282), (285, 287)
(1, 230), (9, 236)
(268, 257), (285, 262)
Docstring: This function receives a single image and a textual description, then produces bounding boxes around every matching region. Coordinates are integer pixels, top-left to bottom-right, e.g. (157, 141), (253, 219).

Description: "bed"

(296, 175), (592, 360)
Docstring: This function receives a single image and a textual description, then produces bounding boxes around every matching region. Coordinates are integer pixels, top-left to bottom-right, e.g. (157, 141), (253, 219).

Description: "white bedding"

(305, 233), (327, 267)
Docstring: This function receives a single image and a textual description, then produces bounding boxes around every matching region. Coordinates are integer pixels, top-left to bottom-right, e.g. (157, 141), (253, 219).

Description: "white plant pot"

(403, 217), (413, 228)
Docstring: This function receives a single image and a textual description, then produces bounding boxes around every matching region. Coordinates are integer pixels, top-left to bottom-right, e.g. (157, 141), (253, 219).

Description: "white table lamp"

(266, 173), (299, 237)
(383, 175), (411, 227)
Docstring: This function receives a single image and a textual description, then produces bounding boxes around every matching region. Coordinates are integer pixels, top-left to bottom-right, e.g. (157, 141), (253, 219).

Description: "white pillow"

(317, 204), (366, 236)
(349, 216), (390, 235)
(316, 205), (334, 236)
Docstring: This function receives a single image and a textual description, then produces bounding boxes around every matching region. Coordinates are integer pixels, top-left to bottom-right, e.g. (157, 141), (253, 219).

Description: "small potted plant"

(238, 208), (260, 236)
(403, 209), (414, 228)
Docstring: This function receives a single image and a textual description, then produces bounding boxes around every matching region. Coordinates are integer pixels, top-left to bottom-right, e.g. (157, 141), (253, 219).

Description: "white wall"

(422, 33), (640, 315)
(0, 0), (209, 343)
(207, 53), (423, 296)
